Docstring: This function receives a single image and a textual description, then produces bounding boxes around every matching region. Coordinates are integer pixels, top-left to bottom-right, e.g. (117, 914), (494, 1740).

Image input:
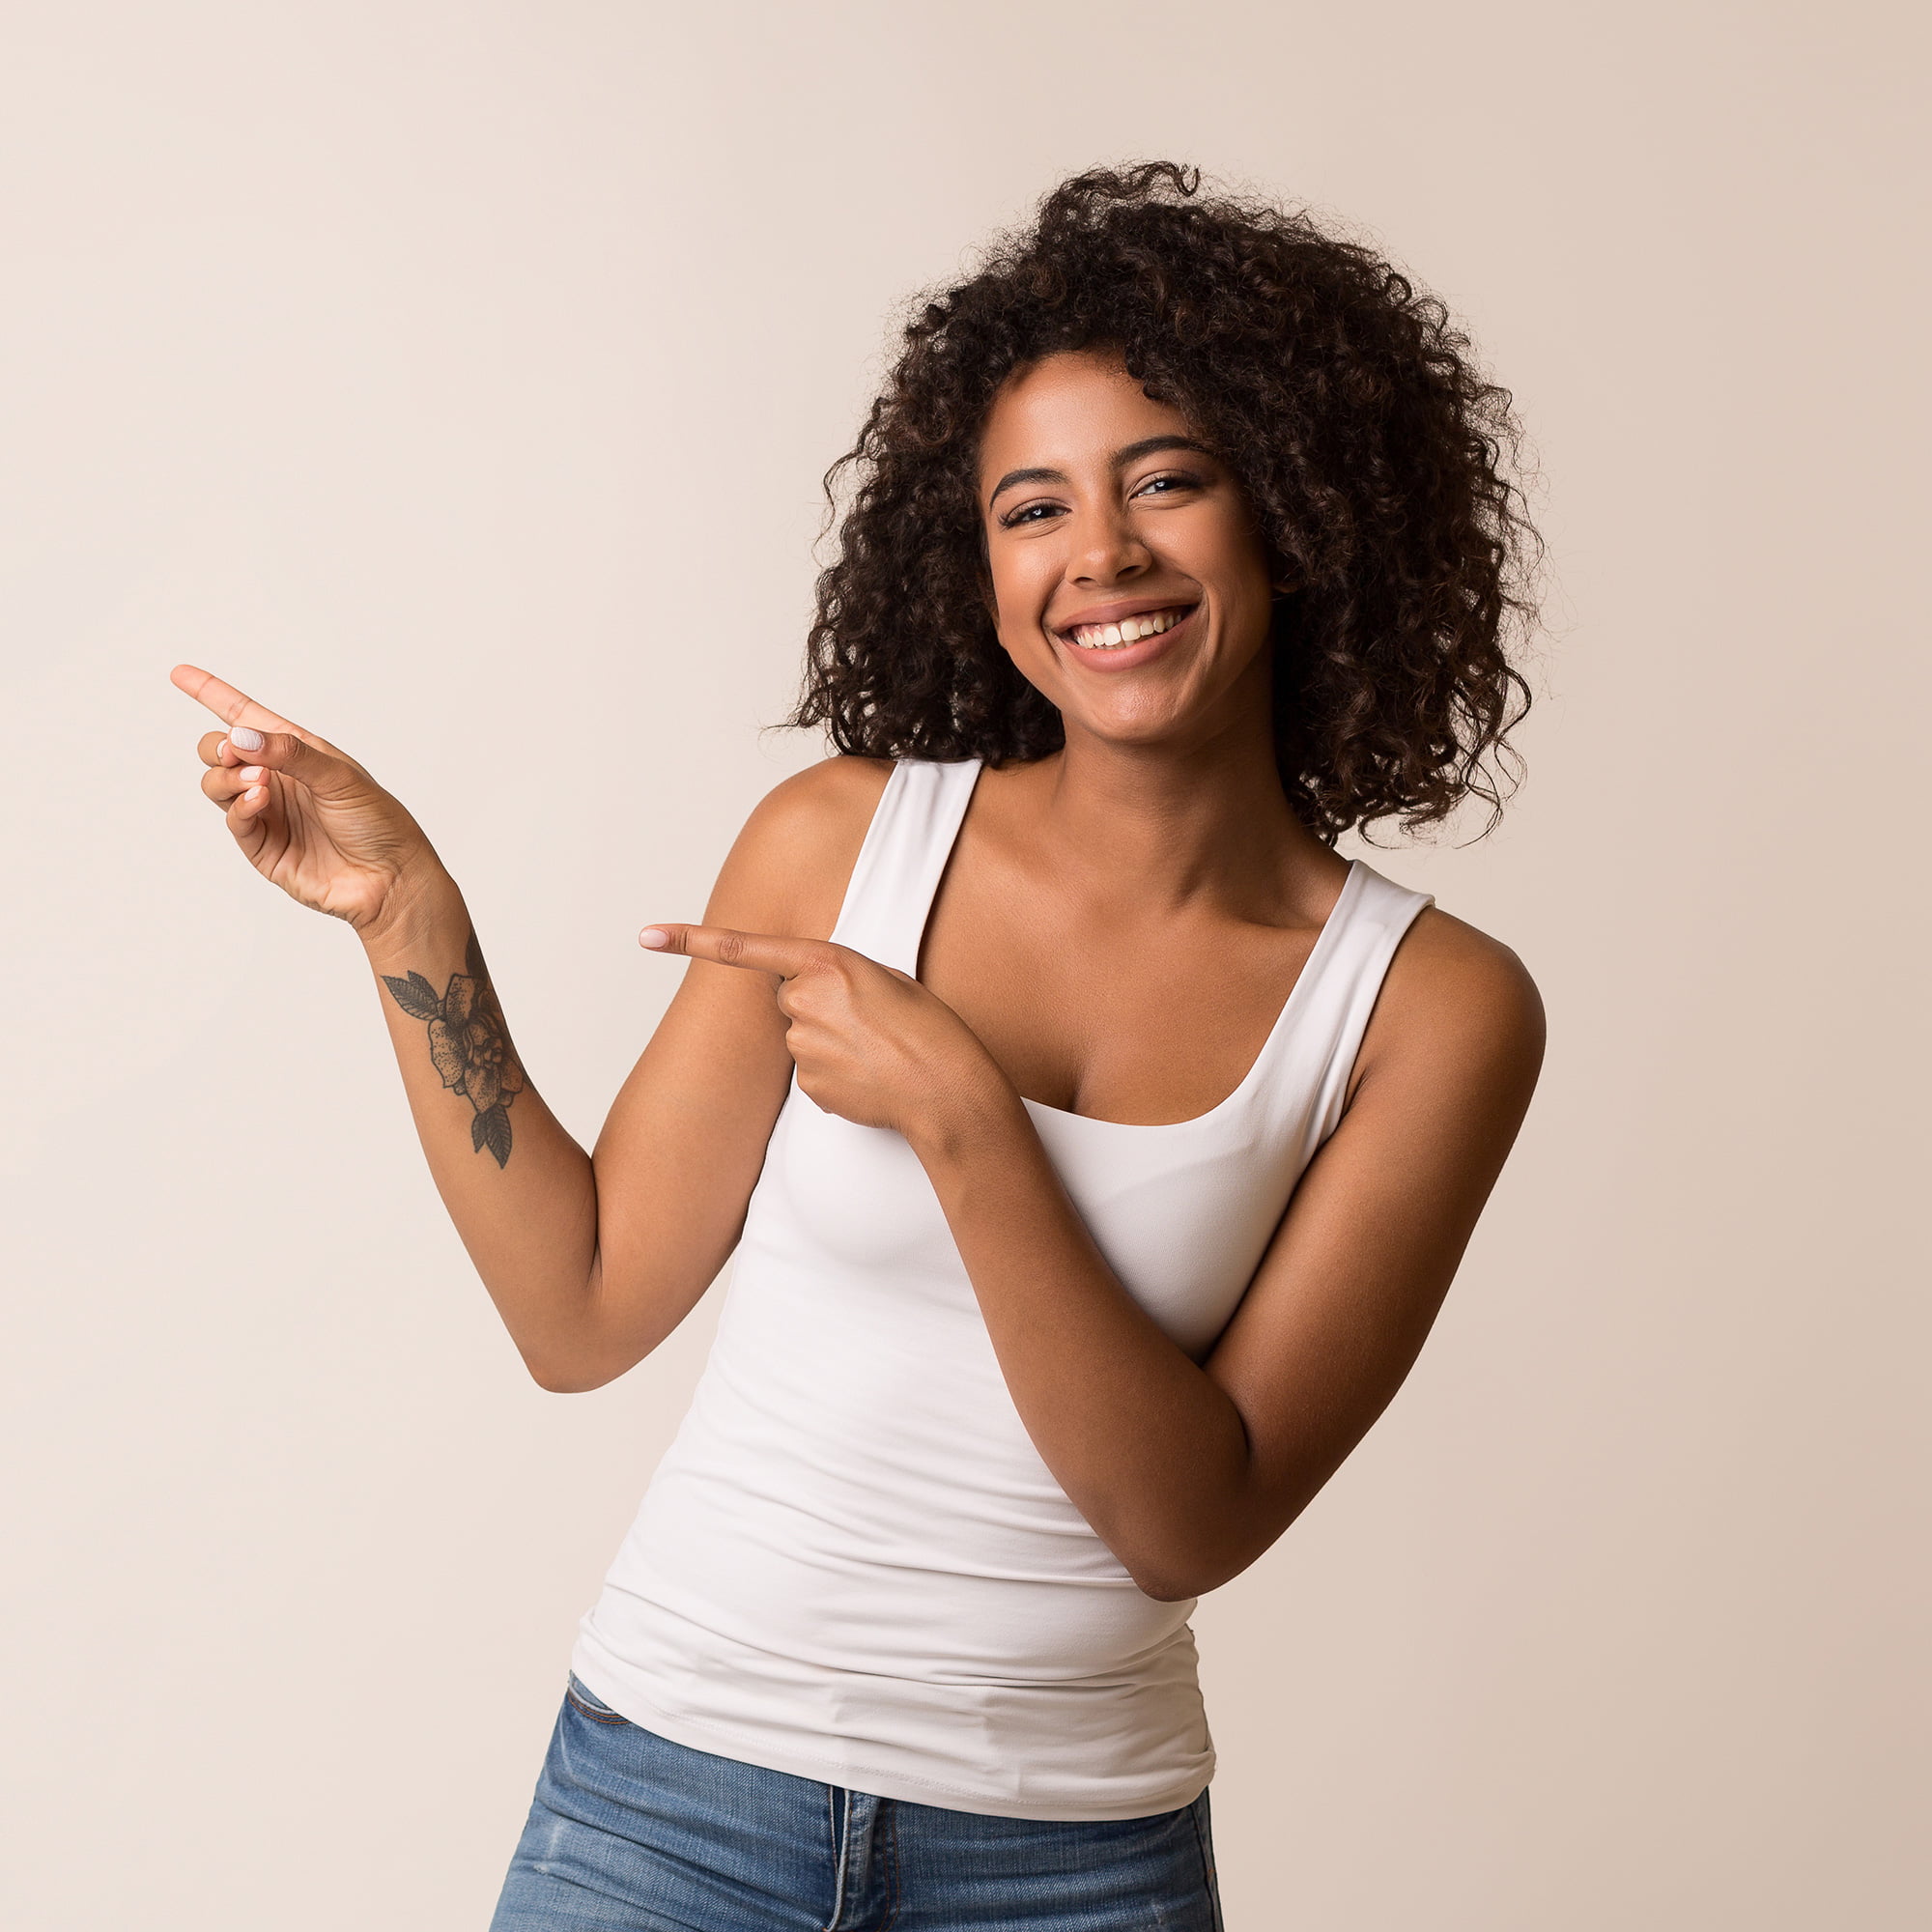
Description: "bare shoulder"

(1356, 904), (1547, 1099)
(704, 754), (895, 940)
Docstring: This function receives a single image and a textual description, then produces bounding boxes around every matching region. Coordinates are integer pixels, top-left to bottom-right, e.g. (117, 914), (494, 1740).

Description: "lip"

(1050, 601), (1200, 673)
(1052, 594), (1199, 633)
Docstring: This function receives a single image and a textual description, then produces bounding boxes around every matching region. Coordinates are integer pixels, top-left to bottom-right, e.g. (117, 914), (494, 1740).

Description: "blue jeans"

(490, 1676), (1224, 1930)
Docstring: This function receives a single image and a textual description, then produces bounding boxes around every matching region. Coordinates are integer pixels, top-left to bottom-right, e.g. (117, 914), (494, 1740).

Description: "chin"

(1063, 708), (1199, 752)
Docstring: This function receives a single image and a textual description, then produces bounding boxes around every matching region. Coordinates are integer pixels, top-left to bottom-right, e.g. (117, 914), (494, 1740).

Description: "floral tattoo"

(382, 931), (526, 1168)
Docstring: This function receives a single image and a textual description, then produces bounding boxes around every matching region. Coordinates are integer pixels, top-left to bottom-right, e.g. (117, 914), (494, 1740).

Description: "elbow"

(516, 1288), (644, 1394)
(526, 1361), (597, 1395)
(516, 1264), (683, 1393)
(1132, 1575), (1203, 1605)
(1129, 1553), (1246, 1604)
(1126, 1548), (1228, 1603)
(522, 1350), (624, 1395)
(1125, 1501), (1315, 1603)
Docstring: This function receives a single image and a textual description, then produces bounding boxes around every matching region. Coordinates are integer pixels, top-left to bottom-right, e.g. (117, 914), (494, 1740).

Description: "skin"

(172, 348), (1544, 1603)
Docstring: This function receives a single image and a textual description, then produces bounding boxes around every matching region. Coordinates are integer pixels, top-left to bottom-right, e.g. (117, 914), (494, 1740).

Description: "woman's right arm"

(173, 665), (886, 1392)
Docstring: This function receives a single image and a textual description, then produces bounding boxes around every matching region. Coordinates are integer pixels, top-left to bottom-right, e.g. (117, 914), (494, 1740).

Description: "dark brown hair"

(793, 162), (1539, 840)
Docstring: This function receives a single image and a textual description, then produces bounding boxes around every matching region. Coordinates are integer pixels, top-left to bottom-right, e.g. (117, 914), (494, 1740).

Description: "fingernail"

(239, 766), (264, 781)
(244, 785), (266, 802)
(230, 725), (264, 752)
(639, 926), (670, 949)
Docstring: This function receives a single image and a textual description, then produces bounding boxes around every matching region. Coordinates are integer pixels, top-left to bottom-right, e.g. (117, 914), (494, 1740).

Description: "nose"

(1065, 500), (1151, 586)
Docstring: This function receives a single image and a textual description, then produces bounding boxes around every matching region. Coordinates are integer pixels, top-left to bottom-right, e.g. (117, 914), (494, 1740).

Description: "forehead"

(978, 351), (1194, 480)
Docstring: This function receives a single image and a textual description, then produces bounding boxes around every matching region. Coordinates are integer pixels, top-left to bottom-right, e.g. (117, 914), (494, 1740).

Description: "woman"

(173, 163), (1544, 1929)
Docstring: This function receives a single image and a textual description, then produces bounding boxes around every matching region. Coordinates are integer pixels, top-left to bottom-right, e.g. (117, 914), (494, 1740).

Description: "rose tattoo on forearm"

(382, 931), (526, 1167)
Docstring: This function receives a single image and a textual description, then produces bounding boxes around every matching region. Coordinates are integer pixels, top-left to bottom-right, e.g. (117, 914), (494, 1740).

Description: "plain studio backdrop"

(2, 3), (1924, 1926)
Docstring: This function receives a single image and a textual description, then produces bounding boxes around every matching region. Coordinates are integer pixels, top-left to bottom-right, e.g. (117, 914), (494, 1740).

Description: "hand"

(171, 663), (448, 938)
(639, 923), (1009, 1141)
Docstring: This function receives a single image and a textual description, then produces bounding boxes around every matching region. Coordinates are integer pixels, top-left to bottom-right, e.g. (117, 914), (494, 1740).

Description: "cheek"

(1174, 503), (1271, 590)
(985, 542), (1058, 638)
(1180, 530), (1275, 657)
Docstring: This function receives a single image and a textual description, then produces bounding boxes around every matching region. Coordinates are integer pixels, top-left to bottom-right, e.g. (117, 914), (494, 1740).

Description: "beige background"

(2, 3), (1925, 1926)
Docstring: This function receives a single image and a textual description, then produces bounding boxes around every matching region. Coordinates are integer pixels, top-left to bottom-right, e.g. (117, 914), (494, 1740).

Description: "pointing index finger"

(169, 663), (297, 736)
(639, 924), (828, 978)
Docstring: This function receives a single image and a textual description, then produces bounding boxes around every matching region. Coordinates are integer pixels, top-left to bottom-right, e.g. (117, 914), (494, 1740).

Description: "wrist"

(903, 1060), (1030, 1168)
(356, 862), (466, 964)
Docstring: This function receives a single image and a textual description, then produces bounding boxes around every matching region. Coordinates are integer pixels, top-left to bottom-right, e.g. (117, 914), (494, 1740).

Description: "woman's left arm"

(642, 911), (1544, 1602)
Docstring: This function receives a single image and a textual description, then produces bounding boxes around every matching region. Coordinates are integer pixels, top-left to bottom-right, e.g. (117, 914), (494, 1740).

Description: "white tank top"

(572, 757), (1432, 1820)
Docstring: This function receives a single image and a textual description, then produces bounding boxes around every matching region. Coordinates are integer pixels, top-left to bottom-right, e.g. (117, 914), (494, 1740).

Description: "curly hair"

(792, 161), (1539, 841)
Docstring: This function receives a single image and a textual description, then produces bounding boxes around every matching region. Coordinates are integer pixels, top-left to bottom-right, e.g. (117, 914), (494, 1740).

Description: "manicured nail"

(244, 785), (267, 802)
(230, 725), (264, 752)
(239, 766), (264, 781)
(639, 927), (670, 949)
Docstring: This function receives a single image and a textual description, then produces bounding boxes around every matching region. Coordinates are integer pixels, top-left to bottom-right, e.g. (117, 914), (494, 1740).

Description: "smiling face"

(978, 349), (1280, 758)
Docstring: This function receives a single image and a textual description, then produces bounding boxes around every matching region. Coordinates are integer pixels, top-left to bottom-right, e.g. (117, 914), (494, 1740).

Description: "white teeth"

(1066, 607), (1187, 650)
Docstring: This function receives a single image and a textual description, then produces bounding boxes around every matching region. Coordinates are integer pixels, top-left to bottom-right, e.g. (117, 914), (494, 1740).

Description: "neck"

(1028, 705), (1338, 918)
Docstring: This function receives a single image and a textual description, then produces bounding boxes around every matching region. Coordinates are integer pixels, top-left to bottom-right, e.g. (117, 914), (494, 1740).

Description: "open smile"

(1055, 602), (1199, 653)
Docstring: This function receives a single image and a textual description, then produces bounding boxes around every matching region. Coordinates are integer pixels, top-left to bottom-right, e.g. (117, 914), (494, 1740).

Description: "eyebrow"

(986, 435), (1215, 505)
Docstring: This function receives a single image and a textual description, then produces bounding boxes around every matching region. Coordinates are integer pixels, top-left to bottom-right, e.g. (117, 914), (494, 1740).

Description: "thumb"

(223, 724), (364, 801)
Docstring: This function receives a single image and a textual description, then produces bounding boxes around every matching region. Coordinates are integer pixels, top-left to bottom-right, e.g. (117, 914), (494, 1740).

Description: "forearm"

(911, 1089), (1263, 1600)
(359, 870), (604, 1388)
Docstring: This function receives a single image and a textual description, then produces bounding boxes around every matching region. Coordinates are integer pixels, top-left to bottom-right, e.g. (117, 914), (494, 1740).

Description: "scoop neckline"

(910, 757), (1367, 1135)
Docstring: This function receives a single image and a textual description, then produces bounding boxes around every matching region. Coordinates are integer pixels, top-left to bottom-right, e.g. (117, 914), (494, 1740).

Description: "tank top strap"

(829, 757), (983, 974)
(1239, 859), (1434, 1145)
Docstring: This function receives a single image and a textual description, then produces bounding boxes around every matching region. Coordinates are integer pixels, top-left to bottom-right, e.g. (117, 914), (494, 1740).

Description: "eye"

(1133, 469), (1202, 499)
(996, 499), (1065, 529)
